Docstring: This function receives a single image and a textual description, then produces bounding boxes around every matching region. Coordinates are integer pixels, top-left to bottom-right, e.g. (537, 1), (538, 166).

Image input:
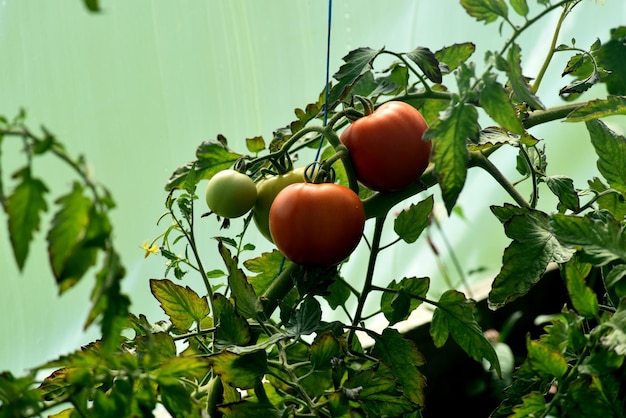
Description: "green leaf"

(243, 250), (285, 295)
(213, 293), (252, 347)
(154, 356), (210, 386)
(149, 279), (210, 332)
(506, 43), (544, 110)
(406, 47), (442, 84)
(285, 296), (322, 337)
(82, 0), (100, 12)
(480, 74), (525, 134)
(425, 101), (478, 214)
(47, 183), (101, 293)
(135, 332), (176, 370)
(165, 140), (242, 191)
(371, 63), (409, 98)
(218, 241), (262, 320)
(323, 276), (351, 310)
(327, 47), (383, 107)
(469, 127), (522, 152)
(595, 26), (626, 95)
(586, 119), (626, 194)
(381, 277), (429, 325)
(510, 392), (546, 417)
(159, 382), (194, 417)
(489, 207), (574, 308)
(510, 0), (528, 16)
(310, 332), (342, 371)
(563, 256), (598, 318)
(371, 329), (426, 405)
(6, 171), (48, 270)
(599, 306), (626, 355)
(588, 177), (626, 221)
(245, 136), (265, 154)
(566, 96), (626, 122)
(550, 212), (626, 265)
(605, 264), (626, 299)
(435, 42), (476, 72)
(430, 290), (501, 375)
(460, 0), (508, 23)
(526, 339), (568, 378)
(544, 175), (580, 211)
(393, 195), (433, 243)
(207, 350), (267, 390)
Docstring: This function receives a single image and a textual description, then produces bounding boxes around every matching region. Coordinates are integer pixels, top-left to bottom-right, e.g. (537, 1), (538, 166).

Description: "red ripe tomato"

(340, 101), (431, 192)
(269, 183), (365, 266)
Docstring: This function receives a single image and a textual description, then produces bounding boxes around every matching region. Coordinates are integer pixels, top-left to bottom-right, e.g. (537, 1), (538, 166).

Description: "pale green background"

(1, 1), (625, 375)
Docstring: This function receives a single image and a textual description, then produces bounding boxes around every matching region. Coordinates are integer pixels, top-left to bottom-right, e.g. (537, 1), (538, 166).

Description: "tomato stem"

(348, 215), (385, 347)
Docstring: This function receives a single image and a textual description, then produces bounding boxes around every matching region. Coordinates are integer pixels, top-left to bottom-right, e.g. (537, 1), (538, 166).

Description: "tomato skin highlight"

(269, 183), (365, 266)
(252, 167), (308, 243)
(340, 101), (431, 192)
(205, 169), (257, 218)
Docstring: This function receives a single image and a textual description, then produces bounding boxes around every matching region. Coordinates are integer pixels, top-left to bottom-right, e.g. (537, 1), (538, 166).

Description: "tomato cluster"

(204, 101), (430, 267)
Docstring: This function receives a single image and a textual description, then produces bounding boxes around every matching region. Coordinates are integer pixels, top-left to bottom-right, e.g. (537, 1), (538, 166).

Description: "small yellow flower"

(142, 240), (159, 258)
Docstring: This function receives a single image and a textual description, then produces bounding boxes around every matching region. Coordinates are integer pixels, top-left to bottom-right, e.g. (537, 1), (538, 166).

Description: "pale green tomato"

(252, 167), (308, 242)
(205, 169), (257, 218)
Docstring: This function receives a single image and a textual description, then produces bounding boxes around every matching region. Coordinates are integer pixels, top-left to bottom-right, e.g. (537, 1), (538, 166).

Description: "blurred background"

(1, 0), (625, 376)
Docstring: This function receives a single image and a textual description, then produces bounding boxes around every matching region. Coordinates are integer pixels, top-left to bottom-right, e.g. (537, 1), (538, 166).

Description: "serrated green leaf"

(208, 350), (267, 390)
(586, 119), (626, 194)
(165, 140), (242, 191)
(559, 67), (601, 98)
(588, 177), (626, 221)
(218, 400), (279, 417)
(394, 195), (433, 243)
(430, 290), (501, 375)
(218, 241), (262, 320)
(323, 276), (351, 310)
(595, 26), (626, 95)
(285, 296), (322, 337)
(527, 339), (568, 378)
(47, 183), (100, 293)
(371, 329), (426, 405)
(469, 127), (520, 152)
(154, 356), (210, 386)
(605, 264), (626, 299)
(149, 279), (209, 332)
(461, 0), (508, 23)
(480, 74), (525, 134)
(371, 63), (409, 98)
(135, 332), (176, 371)
(243, 250), (285, 295)
(510, 0), (528, 16)
(435, 42), (476, 72)
(550, 212), (626, 265)
(489, 208), (574, 308)
(327, 47), (383, 107)
(506, 43), (544, 110)
(406, 47), (442, 84)
(566, 96), (626, 122)
(545, 175), (580, 211)
(213, 293), (252, 347)
(381, 277), (429, 325)
(6, 171), (48, 270)
(510, 392), (546, 417)
(310, 332), (341, 371)
(159, 382), (194, 417)
(245, 136), (265, 154)
(563, 256), (598, 318)
(425, 102), (478, 214)
(599, 306), (626, 355)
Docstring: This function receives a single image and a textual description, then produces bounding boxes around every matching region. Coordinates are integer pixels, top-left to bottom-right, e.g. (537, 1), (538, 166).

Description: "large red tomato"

(269, 183), (365, 266)
(340, 101), (431, 192)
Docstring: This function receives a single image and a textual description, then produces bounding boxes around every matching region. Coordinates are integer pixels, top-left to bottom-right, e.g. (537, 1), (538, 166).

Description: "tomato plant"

(252, 166), (308, 242)
(205, 169), (257, 218)
(269, 182), (365, 266)
(340, 100), (431, 192)
(2, 1), (626, 418)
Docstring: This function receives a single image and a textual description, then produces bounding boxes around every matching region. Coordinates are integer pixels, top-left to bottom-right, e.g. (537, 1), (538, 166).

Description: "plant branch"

(470, 151), (531, 208)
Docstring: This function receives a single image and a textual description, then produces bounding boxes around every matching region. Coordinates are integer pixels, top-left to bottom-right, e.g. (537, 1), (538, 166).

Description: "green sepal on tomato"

(269, 182), (365, 266)
(340, 101), (431, 192)
(205, 169), (257, 218)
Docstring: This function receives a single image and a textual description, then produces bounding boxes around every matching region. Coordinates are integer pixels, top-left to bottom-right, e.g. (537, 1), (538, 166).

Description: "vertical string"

(276, 0), (333, 276)
(314, 0), (333, 163)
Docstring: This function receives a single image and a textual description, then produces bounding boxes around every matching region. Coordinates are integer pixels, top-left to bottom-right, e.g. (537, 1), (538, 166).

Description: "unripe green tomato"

(252, 167), (308, 242)
(205, 169), (257, 218)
